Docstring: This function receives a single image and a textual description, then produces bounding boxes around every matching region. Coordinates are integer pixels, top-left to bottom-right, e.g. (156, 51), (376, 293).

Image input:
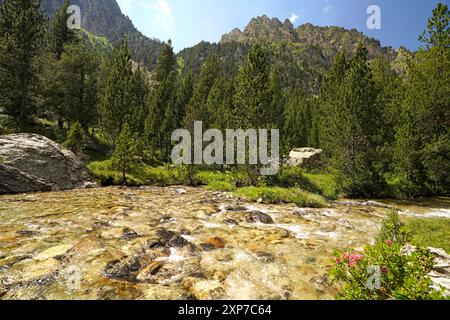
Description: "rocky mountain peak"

(221, 15), (298, 43)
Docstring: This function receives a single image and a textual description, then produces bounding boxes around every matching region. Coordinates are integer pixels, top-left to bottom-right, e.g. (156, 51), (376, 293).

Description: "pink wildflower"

(350, 254), (364, 262)
(381, 266), (388, 274)
(336, 258), (341, 264)
(386, 240), (393, 246)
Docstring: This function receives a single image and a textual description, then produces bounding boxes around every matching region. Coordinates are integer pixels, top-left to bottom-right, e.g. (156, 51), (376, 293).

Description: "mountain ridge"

(0, 0), (165, 67)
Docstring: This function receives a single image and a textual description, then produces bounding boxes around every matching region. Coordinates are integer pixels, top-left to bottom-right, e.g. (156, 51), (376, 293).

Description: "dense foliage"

(0, 1), (448, 199)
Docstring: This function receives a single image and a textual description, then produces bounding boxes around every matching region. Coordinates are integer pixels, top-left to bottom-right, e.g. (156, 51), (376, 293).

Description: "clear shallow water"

(0, 187), (448, 300)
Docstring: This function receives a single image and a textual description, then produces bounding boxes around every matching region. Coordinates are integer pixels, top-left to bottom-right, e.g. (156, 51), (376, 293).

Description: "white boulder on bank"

(287, 148), (323, 167)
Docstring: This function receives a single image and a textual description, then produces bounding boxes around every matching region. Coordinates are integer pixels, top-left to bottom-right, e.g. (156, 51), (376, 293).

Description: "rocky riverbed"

(0, 187), (448, 300)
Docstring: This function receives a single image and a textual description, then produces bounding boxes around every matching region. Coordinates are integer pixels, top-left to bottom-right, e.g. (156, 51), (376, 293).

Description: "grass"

(303, 173), (339, 199)
(88, 160), (187, 186)
(406, 218), (450, 253)
(88, 161), (330, 207)
(269, 167), (339, 199)
(234, 186), (328, 208)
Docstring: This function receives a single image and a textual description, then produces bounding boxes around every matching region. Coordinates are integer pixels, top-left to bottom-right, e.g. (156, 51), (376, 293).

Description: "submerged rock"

(0, 134), (97, 194)
(223, 204), (247, 211)
(223, 219), (239, 226)
(122, 228), (139, 240)
(153, 229), (189, 248)
(136, 261), (164, 282)
(246, 211), (274, 224)
(103, 255), (145, 282)
(199, 237), (226, 251)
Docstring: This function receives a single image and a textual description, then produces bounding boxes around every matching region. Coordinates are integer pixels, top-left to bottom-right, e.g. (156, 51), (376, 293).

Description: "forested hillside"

(0, 0), (164, 67)
(0, 0), (448, 199)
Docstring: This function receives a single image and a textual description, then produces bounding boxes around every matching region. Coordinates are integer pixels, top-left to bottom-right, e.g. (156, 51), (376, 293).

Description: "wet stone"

(207, 237), (226, 249)
(159, 215), (172, 223)
(104, 255), (146, 282)
(337, 219), (354, 229)
(16, 230), (39, 237)
(136, 261), (164, 283)
(155, 229), (189, 248)
(255, 252), (276, 263)
(246, 211), (274, 224)
(157, 229), (177, 240)
(122, 228), (139, 240)
(223, 219), (239, 226)
(167, 235), (189, 248)
(223, 204), (247, 211)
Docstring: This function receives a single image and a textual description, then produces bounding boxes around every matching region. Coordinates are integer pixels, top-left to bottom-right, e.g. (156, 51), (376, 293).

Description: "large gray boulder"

(0, 134), (97, 194)
(287, 148), (323, 167)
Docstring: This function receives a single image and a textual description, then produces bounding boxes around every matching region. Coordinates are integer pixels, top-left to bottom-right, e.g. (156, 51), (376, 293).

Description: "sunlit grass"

(406, 218), (450, 253)
(235, 186), (327, 208)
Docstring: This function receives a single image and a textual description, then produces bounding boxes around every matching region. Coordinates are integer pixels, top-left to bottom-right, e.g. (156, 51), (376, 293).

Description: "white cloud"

(289, 13), (299, 23)
(323, 5), (334, 13)
(139, 0), (174, 31)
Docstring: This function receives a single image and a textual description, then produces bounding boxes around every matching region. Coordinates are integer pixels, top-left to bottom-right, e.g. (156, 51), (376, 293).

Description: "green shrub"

(329, 210), (446, 300)
(64, 121), (85, 155)
(385, 173), (429, 199)
(0, 115), (16, 135)
(378, 210), (410, 245)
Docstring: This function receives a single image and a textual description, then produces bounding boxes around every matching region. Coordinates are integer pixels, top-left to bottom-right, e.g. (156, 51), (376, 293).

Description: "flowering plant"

(329, 210), (446, 300)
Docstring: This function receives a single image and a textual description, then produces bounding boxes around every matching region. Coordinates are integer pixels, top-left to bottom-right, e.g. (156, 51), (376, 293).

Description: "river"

(0, 187), (448, 300)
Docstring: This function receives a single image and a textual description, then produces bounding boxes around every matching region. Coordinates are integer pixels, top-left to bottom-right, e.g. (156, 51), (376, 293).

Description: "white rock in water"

(257, 198), (263, 203)
(175, 189), (187, 195)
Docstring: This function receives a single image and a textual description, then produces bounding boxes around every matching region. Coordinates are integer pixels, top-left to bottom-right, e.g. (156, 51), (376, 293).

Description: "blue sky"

(116, 0), (447, 52)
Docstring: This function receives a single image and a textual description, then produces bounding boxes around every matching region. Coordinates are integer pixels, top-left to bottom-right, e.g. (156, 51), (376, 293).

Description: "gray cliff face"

(0, 134), (96, 194)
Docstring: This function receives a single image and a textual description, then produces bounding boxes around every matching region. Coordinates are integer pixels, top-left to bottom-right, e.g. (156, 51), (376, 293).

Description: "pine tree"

(283, 88), (311, 152)
(319, 45), (382, 196)
(206, 76), (234, 131)
(160, 71), (194, 158)
(145, 70), (176, 158)
(233, 44), (272, 129)
(112, 123), (137, 184)
(269, 69), (285, 130)
(154, 40), (177, 82)
(48, 0), (77, 59)
(419, 2), (449, 49)
(371, 56), (401, 174)
(145, 41), (179, 159)
(98, 40), (135, 142)
(129, 66), (148, 135)
(57, 41), (100, 132)
(184, 56), (221, 129)
(317, 52), (347, 154)
(0, 0), (46, 129)
(64, 121), (85, 155)
(394, 3), (450, 195)
(39, 0), (79, 131)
